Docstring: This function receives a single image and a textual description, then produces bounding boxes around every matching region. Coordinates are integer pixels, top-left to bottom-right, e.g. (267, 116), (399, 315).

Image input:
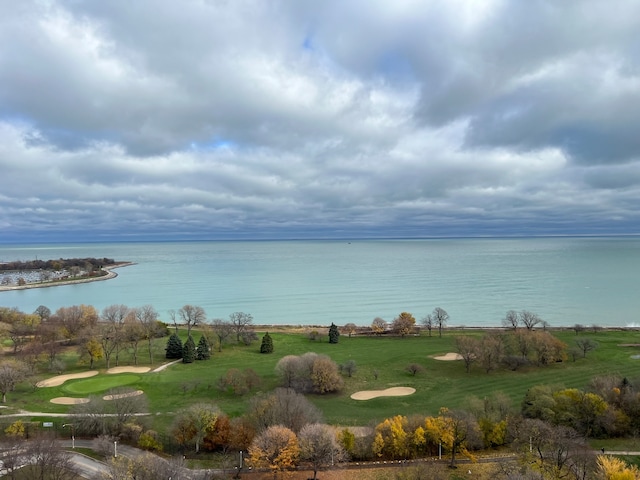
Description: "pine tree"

(165, 333), (183, 359)
(196, 335), (211, 360)
(260, 332), (274, 354)
(328, 323), (340, 344)
(183, 335), (196, 363)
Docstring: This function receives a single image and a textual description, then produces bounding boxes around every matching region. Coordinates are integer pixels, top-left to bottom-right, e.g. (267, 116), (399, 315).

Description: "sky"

(1, 0), (640, 243)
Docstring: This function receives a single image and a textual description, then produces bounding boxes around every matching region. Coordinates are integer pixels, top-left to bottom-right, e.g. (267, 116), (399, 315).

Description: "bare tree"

(123, 314), (145, 366)
(211, 318), (234, 352)
(455, 336), (479, 373)
(520, 310), (541, 330)
(478, 334), (504, 373)
(405, 363), (424, 376)
(108, 387), (149, 433)
(134, 305), (162, 365)
(276, 355), (302, 389)
(54, 305), (98, 344)
(0, 360), (27, 403)
(371, 317), (387, 335)
(341, 359), (357, 377)
(34, 305), (51, 320)
(105, 453), (187, 480)
(178, 304), (206, 338)
(342, 323), (357, 338)
(575, 338), (598, 358)
(421, 314), (433, 337)
(249, 388), (323, 433)
(432, 307), (449, 337)
(101, 305), (130, 368)
(0, 432), (27, 479)
(299, 423), (347, 480)
(26, 433), (78, 480)
(71, 389), (148, 436)
(502, 310), (519, 330)
(229, 311), (254, 343)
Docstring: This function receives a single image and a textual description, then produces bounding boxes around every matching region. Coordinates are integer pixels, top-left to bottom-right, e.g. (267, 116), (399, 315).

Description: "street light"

(114, 440), (118, 458)
(62, 423), (75, 449)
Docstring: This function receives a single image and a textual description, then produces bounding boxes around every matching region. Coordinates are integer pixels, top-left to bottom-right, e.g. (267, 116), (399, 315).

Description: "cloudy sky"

(1, 0), (640, 242)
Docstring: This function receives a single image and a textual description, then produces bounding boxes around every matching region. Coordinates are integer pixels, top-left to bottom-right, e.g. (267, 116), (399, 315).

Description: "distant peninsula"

(0, 257), (134, 291)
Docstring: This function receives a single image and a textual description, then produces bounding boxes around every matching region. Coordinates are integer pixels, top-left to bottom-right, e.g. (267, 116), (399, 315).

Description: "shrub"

(138, 430), (163, 452)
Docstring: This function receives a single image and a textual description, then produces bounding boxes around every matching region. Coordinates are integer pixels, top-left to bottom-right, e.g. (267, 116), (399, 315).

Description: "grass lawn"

(63, 373), (141, 395)
(7, 328), (640, 430)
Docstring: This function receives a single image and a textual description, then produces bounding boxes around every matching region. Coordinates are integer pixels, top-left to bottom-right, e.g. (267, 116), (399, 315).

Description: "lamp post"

(234, 450), (243, 479)
(114, 440), (118, 458)
(62, 423), (75, 449)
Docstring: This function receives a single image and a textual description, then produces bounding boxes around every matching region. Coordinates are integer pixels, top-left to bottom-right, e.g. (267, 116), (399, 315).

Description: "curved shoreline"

(0, 262), (135, 292)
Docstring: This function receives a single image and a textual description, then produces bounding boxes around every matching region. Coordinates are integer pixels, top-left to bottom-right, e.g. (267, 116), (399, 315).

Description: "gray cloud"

(1, 0), (640, 242)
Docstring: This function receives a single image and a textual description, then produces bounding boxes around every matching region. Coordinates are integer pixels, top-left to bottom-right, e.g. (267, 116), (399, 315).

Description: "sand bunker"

(103, 390), (144, 401)
(50, 397), (90, 405)
(351, 387), (416, 401)
(106, 366), (151, 374)
(37, 371), (99, 387)
(433, 352), (463, 361)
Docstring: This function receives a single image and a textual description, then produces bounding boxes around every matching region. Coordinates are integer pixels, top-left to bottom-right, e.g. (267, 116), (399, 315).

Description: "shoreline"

(0, 262), (135, 292)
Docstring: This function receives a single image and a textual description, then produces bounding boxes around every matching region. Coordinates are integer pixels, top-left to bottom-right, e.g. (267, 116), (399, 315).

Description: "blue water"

(0, 238), (638, 327)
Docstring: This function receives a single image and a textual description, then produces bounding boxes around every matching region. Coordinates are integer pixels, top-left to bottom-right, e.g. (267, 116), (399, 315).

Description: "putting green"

(63, 374), (141, 395)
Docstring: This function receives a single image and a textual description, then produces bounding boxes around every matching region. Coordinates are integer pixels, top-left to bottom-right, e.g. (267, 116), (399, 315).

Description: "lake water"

(0, 237), (638, 328)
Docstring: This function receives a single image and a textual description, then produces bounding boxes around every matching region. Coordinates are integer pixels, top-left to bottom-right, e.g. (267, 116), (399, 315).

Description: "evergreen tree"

(165, 333), (183, 359)
(328, 323), (340, 344)
(196, 335), (211, 360)
(183, 335), (196, 363)
(260, 332), (274, 354)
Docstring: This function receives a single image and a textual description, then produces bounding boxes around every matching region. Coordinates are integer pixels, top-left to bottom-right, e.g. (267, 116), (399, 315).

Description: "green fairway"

(63, 374), (141, 395)
(10, 328), (640, 428)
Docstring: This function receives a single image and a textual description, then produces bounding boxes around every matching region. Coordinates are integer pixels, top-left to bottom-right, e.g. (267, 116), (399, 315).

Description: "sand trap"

(37, 371), (99, 387)
(50, 397), (90, 405)
(103, 390), (144, 401)
(351, 387), (416, 401)
(433, 352), (463, 361)
(107, 366), (151, 374)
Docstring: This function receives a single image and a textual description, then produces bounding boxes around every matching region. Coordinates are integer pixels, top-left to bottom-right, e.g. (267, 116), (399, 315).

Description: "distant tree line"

(0, 257), (117, 272)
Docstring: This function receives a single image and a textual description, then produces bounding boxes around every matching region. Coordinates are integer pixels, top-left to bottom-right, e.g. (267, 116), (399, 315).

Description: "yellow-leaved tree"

(597, 455), (640, 480)
(249, 425), (300, 478)
(424, 407), (479, 467)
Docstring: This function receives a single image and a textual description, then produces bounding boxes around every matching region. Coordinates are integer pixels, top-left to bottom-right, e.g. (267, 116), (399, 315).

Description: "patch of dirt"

(433, 352), (463, 361)
(350, 387), (416, 401)
(103, 390), (144, 401)
(106, 366), (151, 374)
(36, 371), (99, 387)
(50, 397), (90, 405)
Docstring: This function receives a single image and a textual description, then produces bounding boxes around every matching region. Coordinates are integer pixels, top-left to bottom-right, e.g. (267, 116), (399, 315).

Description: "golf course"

(8, 327), (640, 430)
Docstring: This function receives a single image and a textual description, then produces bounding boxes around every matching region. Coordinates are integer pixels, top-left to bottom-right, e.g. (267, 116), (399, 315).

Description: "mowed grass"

(63, 374), (141, 395)
(12, 328), (640, 428)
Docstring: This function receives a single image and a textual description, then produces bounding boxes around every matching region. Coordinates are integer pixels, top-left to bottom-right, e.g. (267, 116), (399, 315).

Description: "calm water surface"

(0, 238), (638, 327)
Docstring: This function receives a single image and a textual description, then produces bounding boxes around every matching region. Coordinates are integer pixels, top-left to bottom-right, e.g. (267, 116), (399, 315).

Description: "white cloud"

(1, 0), (640, 241)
